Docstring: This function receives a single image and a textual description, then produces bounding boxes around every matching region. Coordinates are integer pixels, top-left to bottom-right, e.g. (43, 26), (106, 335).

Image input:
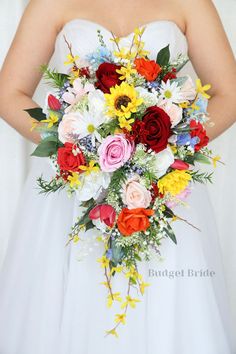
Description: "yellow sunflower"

(105, 82), (143, 118)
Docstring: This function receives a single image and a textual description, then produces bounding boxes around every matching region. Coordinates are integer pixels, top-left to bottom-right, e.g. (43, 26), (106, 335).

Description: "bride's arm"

(183, 0), (236, 140)
(0, 0), (63, 144)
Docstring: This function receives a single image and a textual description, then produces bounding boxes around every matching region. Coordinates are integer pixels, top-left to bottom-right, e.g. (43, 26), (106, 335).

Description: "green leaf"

(194, 152), (211, 165)
(164, 223), (177, 244)
(175, 58), (189, 72)
(85, 221), (95, 231)
(111, 239), (124, 265)
(134, 253), (142, 262)
(184, 155), (195, 165)
(24, 108), (46, 121)
(156, 45), (170, 66)
(171, 76), (188, 87)
(163, 206), (175, 219)
(31, 135), (61, 157)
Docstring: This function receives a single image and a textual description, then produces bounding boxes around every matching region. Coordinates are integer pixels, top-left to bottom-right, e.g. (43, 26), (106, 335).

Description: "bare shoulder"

(181, 0), (223, 27)
(0, 0), (72, 97)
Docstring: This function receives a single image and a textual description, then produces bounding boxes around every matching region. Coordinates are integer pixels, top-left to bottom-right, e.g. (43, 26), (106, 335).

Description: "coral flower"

(117, 208), (154, 236)
(134, 58), (162, 81)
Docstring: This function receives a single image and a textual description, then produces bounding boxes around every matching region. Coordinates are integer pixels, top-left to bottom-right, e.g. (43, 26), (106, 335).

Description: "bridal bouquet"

(26, 27), (219, 336)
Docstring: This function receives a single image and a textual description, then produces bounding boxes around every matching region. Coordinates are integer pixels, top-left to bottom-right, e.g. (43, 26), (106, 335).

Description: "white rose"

(179, 75), (196, 101)
(153, 146), (175, 178)
(75, 171), (111, 202)
(162, 103), (183, 127)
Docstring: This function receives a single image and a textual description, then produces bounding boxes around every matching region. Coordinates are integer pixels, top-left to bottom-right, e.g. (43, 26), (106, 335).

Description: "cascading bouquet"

(26, 27), (220, 336)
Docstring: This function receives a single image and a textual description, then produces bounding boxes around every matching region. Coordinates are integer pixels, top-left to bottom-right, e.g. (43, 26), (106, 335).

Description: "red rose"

(57, 143), (86, 172)
(95, 62), (122, 93)
(132, 106), (172, 153)
(190, 120), (209, 152)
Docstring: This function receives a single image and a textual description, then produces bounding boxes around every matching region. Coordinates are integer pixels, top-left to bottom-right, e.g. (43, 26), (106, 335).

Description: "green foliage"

(98, 119), (119, 138)
(163, 206), (175, 219)
(175, 58), (189, 72)
(109, 168), (127, 196)
(40, 64), (69, 88)
(37, 176), (65, 195)
(31, 135), (62, 157)
(143, 169), (157, 184)
(190, 170), (213, 184)
(24, 108), (46, 122)
(110, 238), (125, 265)
(164, 222), (177, 244)
(194, 152), (211, 165)
(185, 152), (211, 166)
(156, 45), (170, 67)
(184, 154), (195, 165)
(171, 76), (188, 87)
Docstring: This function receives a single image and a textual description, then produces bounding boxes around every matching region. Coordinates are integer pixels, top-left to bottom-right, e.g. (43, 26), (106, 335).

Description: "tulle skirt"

(0, 157), (234, 354)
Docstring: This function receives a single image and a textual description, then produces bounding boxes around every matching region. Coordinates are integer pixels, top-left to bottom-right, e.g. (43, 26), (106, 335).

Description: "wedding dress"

(0, 19), (234, 354)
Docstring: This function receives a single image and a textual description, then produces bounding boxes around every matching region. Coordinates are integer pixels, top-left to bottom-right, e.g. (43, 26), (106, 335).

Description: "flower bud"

(48, 94), (61, 110)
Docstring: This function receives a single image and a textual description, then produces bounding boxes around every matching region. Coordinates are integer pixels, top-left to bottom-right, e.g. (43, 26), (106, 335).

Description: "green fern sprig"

(40, 64), (69, 88)
(190, 171), (213, 184)
(37, 175), (65, 195)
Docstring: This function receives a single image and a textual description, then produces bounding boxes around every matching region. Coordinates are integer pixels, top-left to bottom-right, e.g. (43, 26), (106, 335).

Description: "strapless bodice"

(49, 19), (188, 73)
(33, 19), (189, 106)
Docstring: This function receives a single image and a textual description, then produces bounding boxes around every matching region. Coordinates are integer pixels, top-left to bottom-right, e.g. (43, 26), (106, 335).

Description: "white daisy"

(158, 80), (183, 107)
(78, 90), (108, 145)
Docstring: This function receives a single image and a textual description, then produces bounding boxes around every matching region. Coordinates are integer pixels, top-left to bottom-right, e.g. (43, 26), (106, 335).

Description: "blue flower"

(177, 133), (199, 148)
(106, 249), (113, 260)
(177, 133), (191, 145)
(195, 96), (208, 113)
(86, 47), (114, 68)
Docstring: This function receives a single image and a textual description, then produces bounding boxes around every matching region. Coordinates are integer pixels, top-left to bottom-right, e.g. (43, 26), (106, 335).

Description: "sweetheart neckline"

(57, 18), (187, 42)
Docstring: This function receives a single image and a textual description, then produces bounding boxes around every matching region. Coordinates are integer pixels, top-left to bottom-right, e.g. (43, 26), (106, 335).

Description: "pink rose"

(122, 176), (152, 209)
(58, 112), (80, 143)
(98, 134), (134, 172)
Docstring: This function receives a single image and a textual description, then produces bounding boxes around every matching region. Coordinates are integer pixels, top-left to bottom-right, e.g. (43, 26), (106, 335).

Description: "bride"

(0, 0), (235, 353)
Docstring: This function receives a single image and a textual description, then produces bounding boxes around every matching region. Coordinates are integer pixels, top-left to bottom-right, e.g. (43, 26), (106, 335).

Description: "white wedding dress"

(0, 19), (234, 354)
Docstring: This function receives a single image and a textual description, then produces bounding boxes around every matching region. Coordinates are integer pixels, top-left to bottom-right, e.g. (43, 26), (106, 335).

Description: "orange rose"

(117, 208), (154, 236)
(134, 58), (162, 81)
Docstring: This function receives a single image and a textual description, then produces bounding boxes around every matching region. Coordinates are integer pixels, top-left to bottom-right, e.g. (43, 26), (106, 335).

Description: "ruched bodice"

(50, 19), (188, 72)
